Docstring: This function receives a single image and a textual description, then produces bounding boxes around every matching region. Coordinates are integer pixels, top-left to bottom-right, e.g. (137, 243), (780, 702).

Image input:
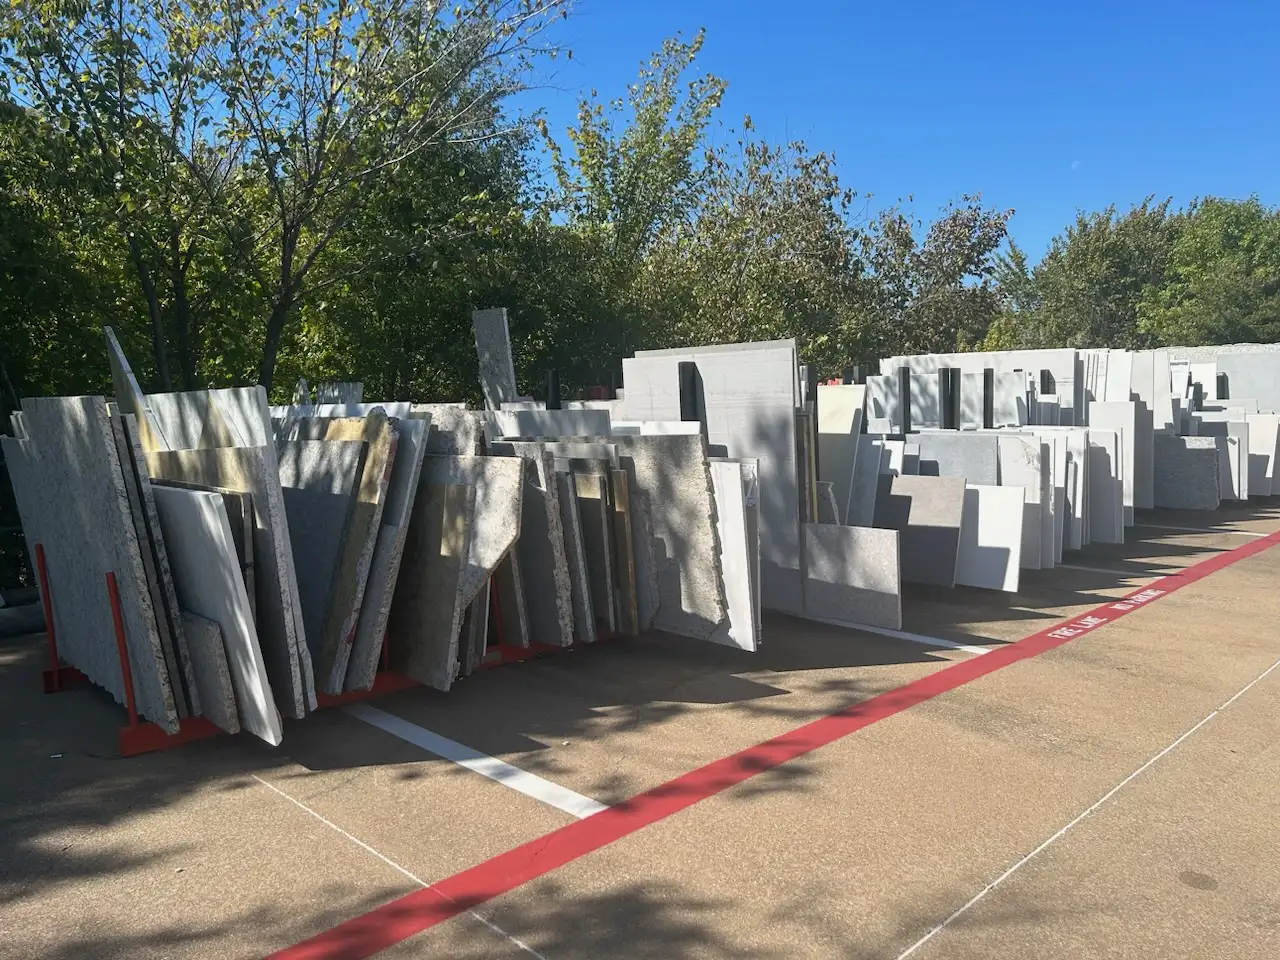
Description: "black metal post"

(678, 361), (700, 422)
(545, 369), (561, 410)
(1216, 372), (1229, 401)
(982, 368), (995, 429)
(897, 366), (912, 435)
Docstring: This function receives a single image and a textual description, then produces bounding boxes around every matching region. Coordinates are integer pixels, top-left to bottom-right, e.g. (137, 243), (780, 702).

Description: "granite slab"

(472, 307), (519, 409)
(707, 459), (758, 650)
(178, 612), (239, 735)
(556, 470), (596, 643)
(801, 523), (902, 630)
(915, 432), (999, 484)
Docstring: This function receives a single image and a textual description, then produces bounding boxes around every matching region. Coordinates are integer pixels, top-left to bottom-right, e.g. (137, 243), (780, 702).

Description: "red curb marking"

(271, 527), (1280, 960)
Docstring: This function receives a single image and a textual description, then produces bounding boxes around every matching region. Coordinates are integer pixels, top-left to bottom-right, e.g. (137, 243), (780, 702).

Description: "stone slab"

(915, 432), (1000, 484)
(611, 434), (728, 639)
(816, 481), (840, 524)
(1087, 429), (1125, 544)
(7, 398), (177, 731)
(386, 482), (475, 691)
(1087, 401), (1137, 524)
(1153, 434), (1221, 509)
(277, 439), (366, 681)
(179, 611), (239, 735)
(801, 523), (902, 629)
(422, 407), (484, 455)
(816, 384), (865, 526)
(956, 485), (1024, 592)
(488, 449), (575, 646)
(707, 459), (759, 650)
(846, 438), (883, 527)
(909, 371), (942, 428)
(1245, 413), (1279, 497)
(872, 474), (966, 587)
(992, 371), (1026, 426)
(472, 307), (519, 409)
(573, 471), (617, 633)
(151, 485), (281, 744)
(620, 342), (802, 615)
(492, 550), (531, 648)
(556, 470), (597, 643)
(109, 407), (191, 717)
(610, 468), (640, 636)
(104, 326), (167, 453)
(145, 445), (308, 719)
(996, 435), (1044, 571)
(960, 372), (984, 429)
(274, 413), (397, 693)
(314, 382), (363, 403)
(492, 409), (611, 439)
(345, 418), (430, 691)
(866, 375), (902, 432)
(419, 455), (524, 610)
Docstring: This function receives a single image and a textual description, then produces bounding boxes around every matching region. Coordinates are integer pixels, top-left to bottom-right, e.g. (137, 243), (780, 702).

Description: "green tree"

(1138, 196), (1280, 346)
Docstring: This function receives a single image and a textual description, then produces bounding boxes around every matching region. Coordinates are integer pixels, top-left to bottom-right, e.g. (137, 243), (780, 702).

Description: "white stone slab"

(152, 486), (282, 745)
(866, 375), (902, 432)
(1245, 413), (1279, 497)
(956, 485), (1024, 592)
(180, 611), (239, 735)
(473, 307), (519, 409)
(1084, 401), (1136, 525)
(1088, 429), (1124, 544)
(708, 460), (758, 651)
(847, 438), (884, 527)
(996, 435), (1043, 571)
(493, 409), (611, 439)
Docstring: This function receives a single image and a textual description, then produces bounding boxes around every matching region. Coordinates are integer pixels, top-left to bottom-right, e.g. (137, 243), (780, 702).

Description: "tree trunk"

(258, 295), (291, 396)
(169, 231), (197, 390)
(127, 235), (172, 391)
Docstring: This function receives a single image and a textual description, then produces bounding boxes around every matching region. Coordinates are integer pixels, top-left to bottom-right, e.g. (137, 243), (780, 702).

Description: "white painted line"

(251, 774), (550, 959)
(812, 618), (991, 657)
(345, 703), (608, 820)
(895, 654), (1280, 960)
(1056, 563), (1165, 579)
(1137, 523), (1266, 538)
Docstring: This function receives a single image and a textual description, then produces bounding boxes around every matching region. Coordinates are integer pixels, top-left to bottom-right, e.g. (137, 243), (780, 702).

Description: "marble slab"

(1087, 429), (1125, 543)
(152, 485), (281, 744)
(472, 307), (519, 409)
(915, 432), (999, 484)
(956, 485), (1024, 592)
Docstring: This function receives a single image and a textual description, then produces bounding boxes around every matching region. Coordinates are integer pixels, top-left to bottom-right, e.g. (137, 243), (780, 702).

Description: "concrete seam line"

(1136, 523), (1266, 538)
(343, 703), (609, 820)
(250, 775), (551, 960)
(893, 654), (1280, 960)
(269, 526), (1280, 960)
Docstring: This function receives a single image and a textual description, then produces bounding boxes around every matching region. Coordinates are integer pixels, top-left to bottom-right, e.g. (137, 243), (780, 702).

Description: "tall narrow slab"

(996, 435), (1044, 571)
(610, 468), (640, 636)
(152, 486), (281, 745)
(1245, 413), (1279, 497)
(847, 438), (884, 527)
(816, 384), (865, 525)
(179, 612), (239, 735)
(556, 471), (597, 643)
(708, 459), (759, 650)
(387, 483), (476, 691)
(574, 471), (617, 633)
(472, 307), (519, 409)
(1087, 401), (1137, 525)
(1087, 429), (1124, 544)
(104, 327), (167, 453)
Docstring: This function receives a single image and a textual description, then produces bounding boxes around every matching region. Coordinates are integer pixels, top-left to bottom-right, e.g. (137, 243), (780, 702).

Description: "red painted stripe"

(271, 527), (1280, 960)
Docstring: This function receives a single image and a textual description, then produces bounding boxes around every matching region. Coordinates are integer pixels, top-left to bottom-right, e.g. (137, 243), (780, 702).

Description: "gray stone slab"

(556, 471), (596, 643)
(419, 455), (524, 610)
(956, 485), (1024, 592)
(148, 391), (242, 451)
(847, 438), (884, 527)
(278, 439), (366, 679)
(801, 523), (902, 629)
(7, 398), (177, 731)
(1154, 434), (1222, 509)
(109, 407), (192, 717)
(903, 443), (920, 476)
(816, 384), (865, 526)
(620, 343), (802, 615)
(574, 471), (617, 633)
(422, 407), (483, 455)
(960, 372), (984, 429)
(910, 371), (942, 428)
(493, 550), (531, 648)
(274, 414), (397, 693)
(487, 449), (575, 646)
(345, 418), (430, 691)
(151, 485), (281, 744)
(1168, 346), (1280, 414)
(872, 474), (966, 587)
(387, 482), (475, 690)
(816, 481), (840, 524)
(179, 611), (239, 735)
(473, 307), (519, 409)
(145, 445), (308, 719)
(611, 434), (728, 639)
(992, 371), (1026, 426)
(866, 375), (902, 432)
(915, 432), (999, 484)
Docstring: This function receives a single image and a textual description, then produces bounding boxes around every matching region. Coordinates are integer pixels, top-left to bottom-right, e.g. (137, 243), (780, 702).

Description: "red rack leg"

(36, 543), (87, 692)
(106, 571), (140, 728)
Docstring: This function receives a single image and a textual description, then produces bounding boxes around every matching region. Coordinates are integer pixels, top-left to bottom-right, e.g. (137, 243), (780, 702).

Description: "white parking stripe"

(812, 618), (992, 657)
(345, 703), (609, 820)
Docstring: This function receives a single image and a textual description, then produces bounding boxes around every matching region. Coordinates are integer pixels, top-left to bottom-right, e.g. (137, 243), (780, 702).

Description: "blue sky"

(527, 0), (1280, 259)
